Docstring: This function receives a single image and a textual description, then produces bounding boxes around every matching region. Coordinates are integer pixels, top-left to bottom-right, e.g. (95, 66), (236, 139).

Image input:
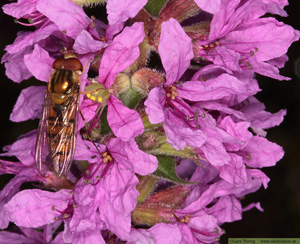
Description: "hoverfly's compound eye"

(53, 57), (83, 71)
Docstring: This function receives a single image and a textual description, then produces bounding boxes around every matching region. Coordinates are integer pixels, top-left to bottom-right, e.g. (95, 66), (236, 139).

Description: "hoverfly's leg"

(79, 109), (102, 156)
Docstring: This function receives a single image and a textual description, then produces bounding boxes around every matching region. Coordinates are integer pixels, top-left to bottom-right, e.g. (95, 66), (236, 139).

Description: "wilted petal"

(107, 95), (144, 141)
(2, 0), (38, 19)
(24, 44), (53, 82)
(10, 86), (45, 122)
(108, 138), (158, 175)
(159, 18), (193, 85)
(242, 136), (284, 168)
(36, 0), (90, 39)
(144, 87), (166, 124)
(106, 0), (147, 39)
(74, 30), (108, 54)
(4, 189), (71, 228)
(194, 0), (220, 14)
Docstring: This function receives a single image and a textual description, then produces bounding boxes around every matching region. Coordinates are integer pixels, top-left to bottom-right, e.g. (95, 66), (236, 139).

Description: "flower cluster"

(0, 0), (299, 243)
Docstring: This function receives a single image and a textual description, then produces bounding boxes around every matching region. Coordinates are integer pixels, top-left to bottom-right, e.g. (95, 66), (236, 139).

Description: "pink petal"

(248, 56), (290, 80)
(150, 223), (182, 244)
(2, 0), (38, 19)
(209, 0), (288, 41)
(3, 53), (32, 83)
(0, 168), (37, 229)
(144, 87), (166, 124)
(106, 0), (147, 40)
(219, 116), (252, 151)
(97, 164), (139, 240)
(73, 135), (104, 164)
(184, 170), (268, 212)
(9, 86), (45, 122)
(178, 73), (249, 101)
(74, 30), (108, 54)
(243, 202), (264, 212)
(224, 18), (300, 63)
(4, 189), (71, 228)
(99, 22), (145, 88)
(0, 231), (38, 244)
(1, 130), (36, 166)
(163, 111), (207, 150)
(36, 0), (90, 39)
(159, 18), (193, 85)
(5, 24), (58, 54)
(217, 153), (247, 185)
(242, 136), (284, 168)
(244, 97), (286, 129)
(194, 0), (220, 14)
(207, 196), (242, 223)
(127, 228), (155, 244)
(107, 95), (144, 141)
(77, 99), (99, 130)
(24, 44), (54, 82)
(200, 137), (230, 166)
(108, 138), (158, 175)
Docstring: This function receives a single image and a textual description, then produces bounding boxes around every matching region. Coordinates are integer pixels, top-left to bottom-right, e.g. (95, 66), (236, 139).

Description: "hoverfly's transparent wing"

(35, 92), (51, 176)
(50, 89), (79, 177)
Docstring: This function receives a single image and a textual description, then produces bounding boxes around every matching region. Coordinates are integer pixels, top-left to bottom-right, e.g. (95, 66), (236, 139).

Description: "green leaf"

(144, 0), (167, 16)
(153, 155), (193, 184)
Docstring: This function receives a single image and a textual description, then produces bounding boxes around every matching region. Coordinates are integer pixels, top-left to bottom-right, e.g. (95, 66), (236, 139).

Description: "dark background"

(0, 1), (299, 242)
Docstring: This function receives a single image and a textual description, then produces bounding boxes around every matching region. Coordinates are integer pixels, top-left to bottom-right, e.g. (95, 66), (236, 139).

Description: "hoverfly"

(35, 56), (83, 177)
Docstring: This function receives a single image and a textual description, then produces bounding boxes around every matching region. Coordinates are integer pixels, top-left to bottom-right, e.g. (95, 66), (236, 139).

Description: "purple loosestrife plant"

(1, 0), (299, 243)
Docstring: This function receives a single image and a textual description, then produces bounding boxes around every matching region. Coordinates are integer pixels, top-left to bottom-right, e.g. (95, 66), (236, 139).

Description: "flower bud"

(132, 186), (191, 226)
(131, 68), (165, 96)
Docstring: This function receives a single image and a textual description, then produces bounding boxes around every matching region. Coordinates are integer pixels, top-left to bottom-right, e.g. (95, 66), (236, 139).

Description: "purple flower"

(96, 22), (146, 140)
(106, 0), (148, 40)
(145, 18), (207, 150)
(196, 0), (300, 80)
(1, 0), (298, 242)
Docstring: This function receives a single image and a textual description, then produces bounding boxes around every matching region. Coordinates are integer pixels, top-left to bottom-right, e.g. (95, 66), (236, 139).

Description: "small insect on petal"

(84, 83), (110, 104)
